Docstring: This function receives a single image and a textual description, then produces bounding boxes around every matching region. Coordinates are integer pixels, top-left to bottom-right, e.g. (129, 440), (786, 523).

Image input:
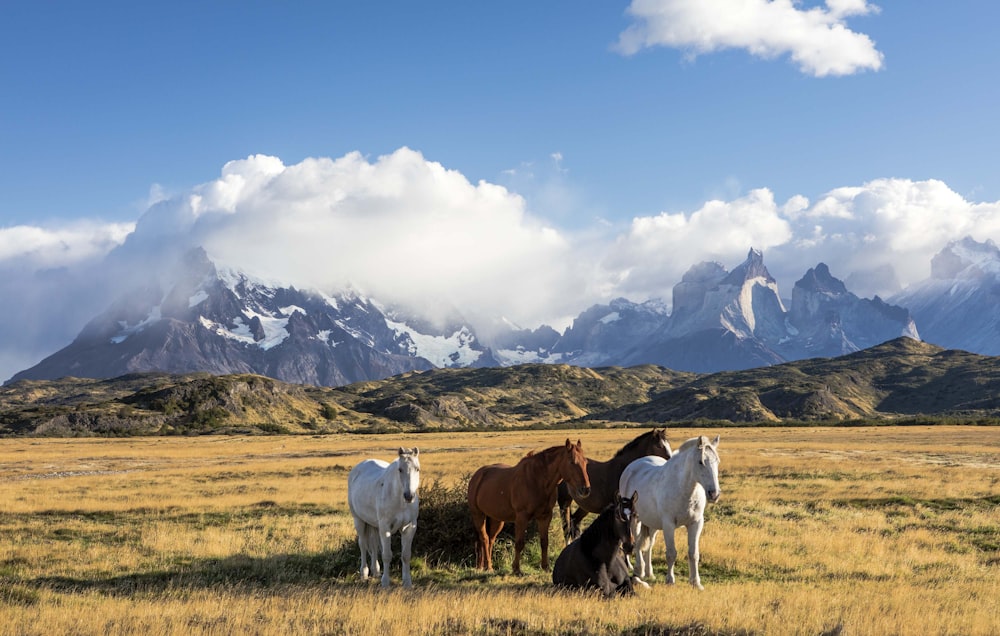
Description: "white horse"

(619, 435), (721, 590)
(347, 447), (421, 588)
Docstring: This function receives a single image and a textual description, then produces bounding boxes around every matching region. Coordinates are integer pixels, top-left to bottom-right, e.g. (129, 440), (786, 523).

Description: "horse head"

(614, 490), (640, 553)
(397, 447), (421, 503)
(562, 438), (591, 498)
(652, 428), (674, 459)
(696, 435), (721, 503)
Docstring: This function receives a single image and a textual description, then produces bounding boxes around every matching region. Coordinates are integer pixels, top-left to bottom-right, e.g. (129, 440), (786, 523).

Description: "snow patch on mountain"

(385, 319), (483, 367)
(599, 312), (621, 325)
(188, 291), (209, 308)
(313, 330), (338, 347)
(494, 347), (565, 366)
(111, 306), (163, 344)
(199, 311), (290, 350)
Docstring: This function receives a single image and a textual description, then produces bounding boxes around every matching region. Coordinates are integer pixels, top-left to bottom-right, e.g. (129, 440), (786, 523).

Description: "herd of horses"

(347, 428), (722, 596)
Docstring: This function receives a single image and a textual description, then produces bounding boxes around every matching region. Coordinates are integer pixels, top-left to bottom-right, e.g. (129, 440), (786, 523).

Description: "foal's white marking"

(619, 435), (721, 589)
(347, 447), (421, 588)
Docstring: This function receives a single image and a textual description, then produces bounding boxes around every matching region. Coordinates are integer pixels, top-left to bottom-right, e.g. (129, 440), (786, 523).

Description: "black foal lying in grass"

(552, 491), (644, 597)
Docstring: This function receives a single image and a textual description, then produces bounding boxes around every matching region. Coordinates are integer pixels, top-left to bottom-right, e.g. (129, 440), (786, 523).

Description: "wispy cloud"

(616, 0), (884, 77)
(0, 221), (133, 268)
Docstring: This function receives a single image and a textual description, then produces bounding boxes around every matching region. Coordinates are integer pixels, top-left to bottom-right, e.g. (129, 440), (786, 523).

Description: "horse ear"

(412, 447), (419, 456)
(565, 438), (572, 449)
(712, 435), (720, 447)
(398, 447), (405, 456)
(576, 438), (583, 448)
(631, 490), (638, 505)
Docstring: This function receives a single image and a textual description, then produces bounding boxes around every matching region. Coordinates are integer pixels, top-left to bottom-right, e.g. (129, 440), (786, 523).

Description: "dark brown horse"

(557, 428), (672, 543)
(552, 491), (641, 597)
(468, 439), (591, 574)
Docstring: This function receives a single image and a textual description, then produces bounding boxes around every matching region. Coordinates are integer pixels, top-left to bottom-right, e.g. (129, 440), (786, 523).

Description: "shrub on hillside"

(412, 477), (478, 567)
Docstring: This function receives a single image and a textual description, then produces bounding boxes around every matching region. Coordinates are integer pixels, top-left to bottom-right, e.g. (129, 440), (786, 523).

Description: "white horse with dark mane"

(619, 435), (721, 589)
(348, 447), (421, 588)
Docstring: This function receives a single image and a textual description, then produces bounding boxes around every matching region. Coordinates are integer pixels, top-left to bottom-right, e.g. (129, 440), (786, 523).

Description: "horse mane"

(520, 444), (562, 463)
(612, 429), (662, 459)
(677, 436), (708, 453)
(675, 435), (712, 454)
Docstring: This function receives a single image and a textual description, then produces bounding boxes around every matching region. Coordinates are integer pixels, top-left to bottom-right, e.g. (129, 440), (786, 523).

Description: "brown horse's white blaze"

(467, 438), (590, 574)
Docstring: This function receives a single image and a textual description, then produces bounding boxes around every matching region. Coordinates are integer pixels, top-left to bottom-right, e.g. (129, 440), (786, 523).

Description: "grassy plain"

(1, 426), (998, 635)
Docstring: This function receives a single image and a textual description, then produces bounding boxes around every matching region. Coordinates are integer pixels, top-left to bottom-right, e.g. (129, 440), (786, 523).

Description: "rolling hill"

(2, 338), (999, 436)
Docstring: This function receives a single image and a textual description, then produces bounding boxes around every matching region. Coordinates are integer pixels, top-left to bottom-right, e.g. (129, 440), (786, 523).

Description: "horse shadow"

(23, 542), (363, 597)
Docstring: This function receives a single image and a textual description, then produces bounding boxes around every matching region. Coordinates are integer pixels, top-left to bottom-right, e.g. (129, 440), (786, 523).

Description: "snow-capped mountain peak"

(931, 236), (1000, 280)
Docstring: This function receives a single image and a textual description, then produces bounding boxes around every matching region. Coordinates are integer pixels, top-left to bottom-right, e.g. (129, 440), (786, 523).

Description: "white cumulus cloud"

(603, 178), (1000, 303)
(602, 188), (794, 298)
(127, 148), (586, 330)
(768, 178), (1000, 294)
(616, 0), (884, 77)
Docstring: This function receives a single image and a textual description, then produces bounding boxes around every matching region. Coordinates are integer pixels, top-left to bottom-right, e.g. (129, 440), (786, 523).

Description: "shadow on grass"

(27, 540), (361, 596)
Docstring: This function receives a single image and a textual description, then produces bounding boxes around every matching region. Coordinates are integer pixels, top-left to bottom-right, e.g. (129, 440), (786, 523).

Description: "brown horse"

(557, 428), (672, 543)
(468, 439), (591, 574)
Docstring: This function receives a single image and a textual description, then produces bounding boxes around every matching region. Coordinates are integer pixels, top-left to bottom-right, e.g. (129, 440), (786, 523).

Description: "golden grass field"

(1, 426), (998, 635)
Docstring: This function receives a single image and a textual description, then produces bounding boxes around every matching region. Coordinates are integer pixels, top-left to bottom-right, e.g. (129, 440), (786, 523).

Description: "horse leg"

(366, 525), (381, 577)
(379, 527), (394, 588)
(611, 566), (635, 597)
(485, 518), (504, 572)
(595, 564), (616, 598)
(538, 512), (553, 571)
(686, 519), (705, 590)
(470, 509), (490, 570)
(353, 517), (370, 579)
(661, 523), (678, 585)
(512, 515), (529, 575)
(400, 521), (416, 589)
(632, 524), (656, 581)
(557, 482), (573, 545)
(569, 506), (588, 541)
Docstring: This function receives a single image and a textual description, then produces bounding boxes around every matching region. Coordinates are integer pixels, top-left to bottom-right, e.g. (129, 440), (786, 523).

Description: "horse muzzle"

(707, 489), (721, 503)
(576, 486), (591, 498)
(403, 492), (415, 503)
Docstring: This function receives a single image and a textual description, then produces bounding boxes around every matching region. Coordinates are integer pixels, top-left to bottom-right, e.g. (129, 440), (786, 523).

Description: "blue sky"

(5, 2), (998, 227)
(2, 1), (1000, 378)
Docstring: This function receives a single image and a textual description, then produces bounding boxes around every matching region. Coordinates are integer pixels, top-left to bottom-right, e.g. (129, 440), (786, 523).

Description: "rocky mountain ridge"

(10, 238), (999, 385)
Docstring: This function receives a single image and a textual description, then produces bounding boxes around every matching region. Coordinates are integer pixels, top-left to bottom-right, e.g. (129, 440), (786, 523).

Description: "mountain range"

(8, 237), (1000, 386)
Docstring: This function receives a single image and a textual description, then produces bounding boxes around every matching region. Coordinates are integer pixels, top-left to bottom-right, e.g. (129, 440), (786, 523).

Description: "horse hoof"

(632, 577), (651, 590)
